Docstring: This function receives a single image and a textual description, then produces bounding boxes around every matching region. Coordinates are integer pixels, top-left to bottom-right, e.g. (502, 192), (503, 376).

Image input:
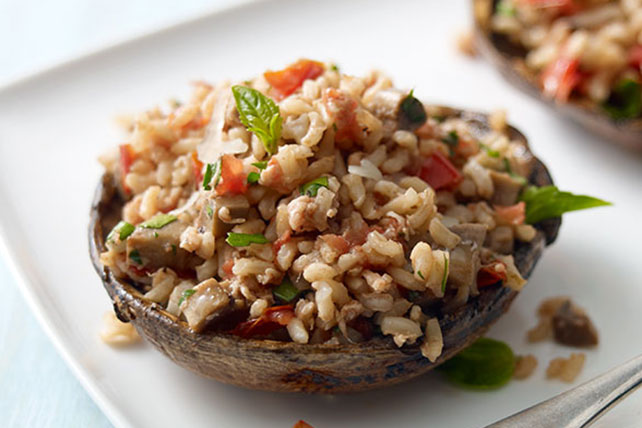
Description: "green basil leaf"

(107, 220), (135, 242)
(441, 253), (449, 293)
(399, 90), (427, 129)
(299, 176), (329, 197)
(438, 337), (515, 389)
(178, 288), (196, 307)
(496, 0), (516, 16)
(203, 158), (222, 191)
(226, 232), (269, 247)
(252, 161), (268, 170)
(273, 278), (300, 303)
(140, 214), (178, 229)
(129, 249), (142, 265)
(602, 79), (642, 120)
(247, 171), (261, 184)
(520, 185), (611, 224)
(232, 85), (282, 155)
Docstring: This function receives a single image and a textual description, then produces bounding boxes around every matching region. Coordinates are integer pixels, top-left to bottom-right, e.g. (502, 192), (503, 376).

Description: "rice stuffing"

(99, 59), (539, 359)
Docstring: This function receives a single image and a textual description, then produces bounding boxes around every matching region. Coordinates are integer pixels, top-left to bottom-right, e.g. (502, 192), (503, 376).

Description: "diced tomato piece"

(293, 421), (314, 428)
(323, 88), (360, 143)
(494, 201), (526, 225)
(272, 230), (292, 255)
(477, 261), (508, 288)
(222, 258), (235, 278)
(119, 144), (135, 194)
(215, 154), (248, 195)
(264, 59), (325, 101)
(191, 151), (204, 186)
(629, 45), (642, 69)
(129, 264), (151, 277)
(418, 152), (463, 190)
(231, 305), (295, 338)
(541, 56), (582, 102)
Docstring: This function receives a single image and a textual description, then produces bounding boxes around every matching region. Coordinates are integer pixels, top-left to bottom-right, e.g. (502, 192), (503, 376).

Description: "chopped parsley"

(503, 158), (528, 186)
(399, 89), (428, 129)
(602, 79), (642, 120)
(129, 249), (142, 265)
(273, 278), (300, 303)
(251, 161), (268, 170)
(442, 130), (459, 147)
(417, 270), (425, 280)
(300, 176), (329, 197)
(226, 232), (269, 247)
(206, 204), (214, 219)
(178, 288), (196, 306)
(140, 214), (178, 229)
(247, 171), (261, 184)
(480, 143), (500, 158)
(441, 254), (449, 293)
(203, 158), (222, 190)
(107, 220), (135, 242)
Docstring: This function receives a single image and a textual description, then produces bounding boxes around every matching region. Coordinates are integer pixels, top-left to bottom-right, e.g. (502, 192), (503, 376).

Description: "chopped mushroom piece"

(181, 278), (231, 332)
(552, 300), (599, 347)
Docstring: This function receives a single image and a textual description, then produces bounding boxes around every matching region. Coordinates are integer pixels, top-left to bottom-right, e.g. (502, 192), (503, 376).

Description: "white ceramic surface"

(0, 0), (641, 427)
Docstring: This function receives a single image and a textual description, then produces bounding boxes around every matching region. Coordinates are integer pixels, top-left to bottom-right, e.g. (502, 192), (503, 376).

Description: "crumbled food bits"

(546, 353), (586, 383)
(513, 354), (538, 380)
(527, 296), (599, 347)
(100, 311), (141, 346)
(552, 300), (599, 347)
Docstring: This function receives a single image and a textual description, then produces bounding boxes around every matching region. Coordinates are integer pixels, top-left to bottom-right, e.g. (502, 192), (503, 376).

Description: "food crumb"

(489, 109), (507, 132)
(513, 354), (538, 380)
(527, 296), (598, 347)
(293, 420), (314, 428)
(100, 311), (141, 346)
(546, 353), (586, 383)
(456, 29), (477, 57)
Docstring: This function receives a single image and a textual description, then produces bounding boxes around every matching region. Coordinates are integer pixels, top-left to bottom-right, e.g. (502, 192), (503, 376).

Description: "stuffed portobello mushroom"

(474, 0), (642, 149)
(89, 60), (573, 393)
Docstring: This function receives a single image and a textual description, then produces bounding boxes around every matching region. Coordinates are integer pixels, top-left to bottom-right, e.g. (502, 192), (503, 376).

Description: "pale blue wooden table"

(0, 1), (237, 426)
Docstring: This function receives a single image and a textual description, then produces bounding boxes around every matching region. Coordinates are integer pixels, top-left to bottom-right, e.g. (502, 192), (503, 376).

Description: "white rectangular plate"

(1, 0), (641, 426)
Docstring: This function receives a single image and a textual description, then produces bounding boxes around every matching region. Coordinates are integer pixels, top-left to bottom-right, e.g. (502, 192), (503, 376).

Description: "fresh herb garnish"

(107, 220), (135, 242)
(520, 185), (611, 224)
(206, 204), (214, 219)
(178, 288), (196, 306)
(602, 79), (642, 120)
(331, 64), (340, 72)
(232, 85), (282, 155)
(247, 171), (261, 184)
(480, 143), (500, 158)
(273, 278), (300, 303)
(496, 0), (516, 16)
(417, 270), (425, 280)
(140, 214), (178, 229)
(252, 161), (268, 170)
(203, 158), (222, 190)
(441, 254), (449, 293)
(438, 338), (515, 389)
(399, 89), (428, 129)
(129, 249), (142, 265)
(153, 232), (159, 238)
(442, 130), (459, 147)
(299, 176), (329, 197)
(226, 232), (269, 247)
(503, 158), (528, 186)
